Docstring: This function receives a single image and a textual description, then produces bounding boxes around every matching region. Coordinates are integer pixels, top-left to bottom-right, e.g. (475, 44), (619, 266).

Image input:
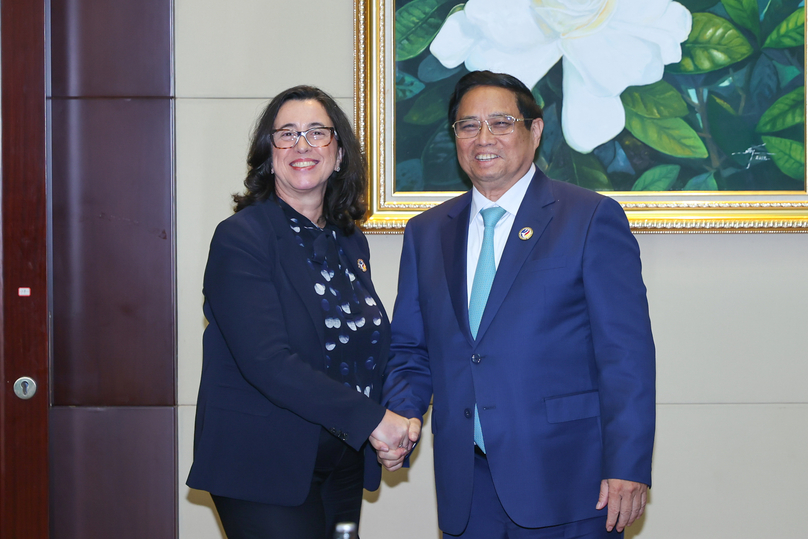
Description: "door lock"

(13, 376), (37, 400)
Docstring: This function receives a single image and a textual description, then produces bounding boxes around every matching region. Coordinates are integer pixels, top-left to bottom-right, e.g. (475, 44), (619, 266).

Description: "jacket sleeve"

(203, 216), (386, 451)
(382, 220), (434, 420)
(582, 196), (656, 486)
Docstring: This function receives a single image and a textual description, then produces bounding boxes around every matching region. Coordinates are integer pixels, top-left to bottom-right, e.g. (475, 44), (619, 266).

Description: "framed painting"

(354, 0), (808, 232)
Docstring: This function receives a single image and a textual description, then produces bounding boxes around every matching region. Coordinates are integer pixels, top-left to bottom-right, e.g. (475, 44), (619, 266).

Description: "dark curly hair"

(234, 85), (367, 234)
(448, 70), (544, 130)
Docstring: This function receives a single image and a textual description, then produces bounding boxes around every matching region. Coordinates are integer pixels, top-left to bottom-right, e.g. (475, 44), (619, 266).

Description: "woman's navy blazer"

(187, 198), (390, 505)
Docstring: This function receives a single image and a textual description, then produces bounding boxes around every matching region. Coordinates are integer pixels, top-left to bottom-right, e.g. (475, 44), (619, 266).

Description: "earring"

(335, 165), (341, 172)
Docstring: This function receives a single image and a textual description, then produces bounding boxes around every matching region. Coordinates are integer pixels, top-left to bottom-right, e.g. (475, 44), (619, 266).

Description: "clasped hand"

(369, 410), (421, 472)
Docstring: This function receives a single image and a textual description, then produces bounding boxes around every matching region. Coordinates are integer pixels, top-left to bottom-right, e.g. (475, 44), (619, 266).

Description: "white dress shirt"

(466, 164), (535, 305)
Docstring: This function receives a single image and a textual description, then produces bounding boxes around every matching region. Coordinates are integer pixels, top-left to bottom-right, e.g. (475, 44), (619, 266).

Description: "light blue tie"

(469, 206), (506, 453)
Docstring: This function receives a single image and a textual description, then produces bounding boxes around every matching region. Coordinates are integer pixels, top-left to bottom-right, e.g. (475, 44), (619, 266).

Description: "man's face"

(454, 86), (543, 196)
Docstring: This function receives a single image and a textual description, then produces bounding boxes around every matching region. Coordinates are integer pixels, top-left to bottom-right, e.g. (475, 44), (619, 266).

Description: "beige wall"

(175, 2), (808, 538)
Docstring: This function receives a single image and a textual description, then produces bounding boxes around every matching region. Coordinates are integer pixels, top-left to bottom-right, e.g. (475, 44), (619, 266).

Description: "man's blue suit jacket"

(382, 169), (655, 534)
(187, 198), (389, 505)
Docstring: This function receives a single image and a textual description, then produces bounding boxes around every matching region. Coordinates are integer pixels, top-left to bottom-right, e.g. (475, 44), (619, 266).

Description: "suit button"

(464, 408), (472, 418)
(471, 354), (481, 364)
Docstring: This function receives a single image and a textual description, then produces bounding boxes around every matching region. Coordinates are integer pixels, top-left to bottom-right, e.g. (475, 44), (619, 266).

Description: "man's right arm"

(381, 222), (434, 420)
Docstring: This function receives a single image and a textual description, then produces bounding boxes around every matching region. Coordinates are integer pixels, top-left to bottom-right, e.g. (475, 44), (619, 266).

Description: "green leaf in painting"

(774, 62), (802, 87)
(671, 13), (754, 74)
(621, 80), (689, 119)
(711, 95), (736, 115)
(761, 0), (803, 40)
(447, 3), (465, 17)
(421, 125), (470, 190)
(631, 164), (681, 191)
(396, 69), (426, 101)
(396, 0), (454, 61)
(569, 150), (613, 191)
(396, 159), (425, 191)
(403, 80), (453, 125)
(761, 135), (806, 179)
(756, 86), (805, 133)
(750, 55), (780, 104)
(418, 53), (461, 82)
(706, 94), (758, 167)
(531, 83), (545, 109)
(721, 0), (761, 38)
(683, 171), (719, 190)
(625, 109), (709, 158)
(762, 7), (805, 49)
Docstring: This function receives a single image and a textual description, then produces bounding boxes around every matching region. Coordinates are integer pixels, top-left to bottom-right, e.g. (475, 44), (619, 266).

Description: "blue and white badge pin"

(357, 259), (367, 272)
(518, 227), (533, 240)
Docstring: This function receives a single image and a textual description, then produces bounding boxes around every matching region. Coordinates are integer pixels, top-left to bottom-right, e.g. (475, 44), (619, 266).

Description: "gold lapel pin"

(357, 259), (368, 272)
(518, 227), (533, 240)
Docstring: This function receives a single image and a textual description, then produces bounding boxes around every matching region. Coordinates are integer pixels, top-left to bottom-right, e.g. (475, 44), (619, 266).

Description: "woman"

(187, 86), (414, 539)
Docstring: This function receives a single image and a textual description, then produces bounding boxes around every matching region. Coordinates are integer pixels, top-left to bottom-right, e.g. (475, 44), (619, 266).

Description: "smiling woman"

(269, 99), (344, 224)
(186, 85), (417, 538)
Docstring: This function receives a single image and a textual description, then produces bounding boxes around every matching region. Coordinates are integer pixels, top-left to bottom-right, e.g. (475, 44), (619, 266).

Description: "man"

(376, 71), (655, 538)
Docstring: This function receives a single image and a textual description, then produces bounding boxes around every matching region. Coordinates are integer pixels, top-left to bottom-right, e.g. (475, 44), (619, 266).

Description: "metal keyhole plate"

(13, 376), (37, 400)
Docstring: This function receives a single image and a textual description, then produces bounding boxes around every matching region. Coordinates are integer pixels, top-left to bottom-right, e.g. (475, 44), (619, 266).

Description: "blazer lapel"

(337, 229), (392, 384)
(475, 169), (556, 341)
(441, 192), (475, 347)
(264, 201), (328, 349)
(337, 229), (389, 328)
(337, 232), (371, 298)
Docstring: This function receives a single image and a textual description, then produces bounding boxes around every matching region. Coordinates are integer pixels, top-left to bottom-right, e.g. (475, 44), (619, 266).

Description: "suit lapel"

(337, 229), (387, 328)
(337, 232), (371, 298)
(336, 228), (392, 383)
(441, 192), (475, 347)
(265, 201), (328, 349)
(475, 169), (555, 342)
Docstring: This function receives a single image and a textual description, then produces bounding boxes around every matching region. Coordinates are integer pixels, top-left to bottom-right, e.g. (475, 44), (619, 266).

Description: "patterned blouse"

(278, 198), (383, 397)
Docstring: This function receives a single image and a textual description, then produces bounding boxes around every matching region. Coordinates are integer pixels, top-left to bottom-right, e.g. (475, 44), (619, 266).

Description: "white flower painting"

(430, 0), (692, 153)
(394, 0), (805, 193)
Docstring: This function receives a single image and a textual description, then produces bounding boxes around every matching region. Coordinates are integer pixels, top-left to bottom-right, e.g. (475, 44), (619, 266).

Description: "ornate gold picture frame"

(354, 0), (808, 233)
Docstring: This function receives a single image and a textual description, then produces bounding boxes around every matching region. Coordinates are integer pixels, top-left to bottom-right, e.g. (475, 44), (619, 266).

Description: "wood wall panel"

(51, 0), (172, 97)
(48, 0), (176, 536)
(49, 407), (177, 539)
(1, 0), (50, 536)
(51, 98), (175, 406)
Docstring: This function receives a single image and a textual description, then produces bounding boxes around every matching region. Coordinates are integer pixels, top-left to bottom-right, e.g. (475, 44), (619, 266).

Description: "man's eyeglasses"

(452, 115), (533, 139)
(271, 127), (336, 149)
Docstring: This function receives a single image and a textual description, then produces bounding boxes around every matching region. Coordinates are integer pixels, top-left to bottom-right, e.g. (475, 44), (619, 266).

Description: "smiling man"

(377, 71), (656, 539)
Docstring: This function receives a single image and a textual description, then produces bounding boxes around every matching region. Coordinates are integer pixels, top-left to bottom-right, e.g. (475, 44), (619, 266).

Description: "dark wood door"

(1, 0), (50, 537)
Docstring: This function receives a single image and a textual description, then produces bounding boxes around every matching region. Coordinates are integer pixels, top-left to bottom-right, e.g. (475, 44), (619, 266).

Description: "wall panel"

(51, 98), (174, 406)
(51, 0), (171, 97)
(50, 407), (177, 538)
(49, 0), (177, 537)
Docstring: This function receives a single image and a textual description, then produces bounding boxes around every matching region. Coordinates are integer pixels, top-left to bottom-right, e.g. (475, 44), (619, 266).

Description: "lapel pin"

(518, 227), (533, 240)
(357, 259), (367, 272)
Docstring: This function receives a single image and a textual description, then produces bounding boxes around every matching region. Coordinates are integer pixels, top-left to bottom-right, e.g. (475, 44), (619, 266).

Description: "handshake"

(369, 410), (422, 472)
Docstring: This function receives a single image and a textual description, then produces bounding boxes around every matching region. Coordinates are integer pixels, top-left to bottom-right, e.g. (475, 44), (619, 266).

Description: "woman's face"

(271, 99), (343, 205)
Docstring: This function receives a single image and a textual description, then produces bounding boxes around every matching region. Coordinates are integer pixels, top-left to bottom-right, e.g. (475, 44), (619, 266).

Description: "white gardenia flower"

(431, 0), (692, 153)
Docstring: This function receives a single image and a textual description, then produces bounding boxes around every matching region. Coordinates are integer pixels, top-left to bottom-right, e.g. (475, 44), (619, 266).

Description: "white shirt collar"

(470, 164), (535, 220)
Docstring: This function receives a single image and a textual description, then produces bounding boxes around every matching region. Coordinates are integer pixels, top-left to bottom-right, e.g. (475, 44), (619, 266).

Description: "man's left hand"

(595, 478), (648, 532)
